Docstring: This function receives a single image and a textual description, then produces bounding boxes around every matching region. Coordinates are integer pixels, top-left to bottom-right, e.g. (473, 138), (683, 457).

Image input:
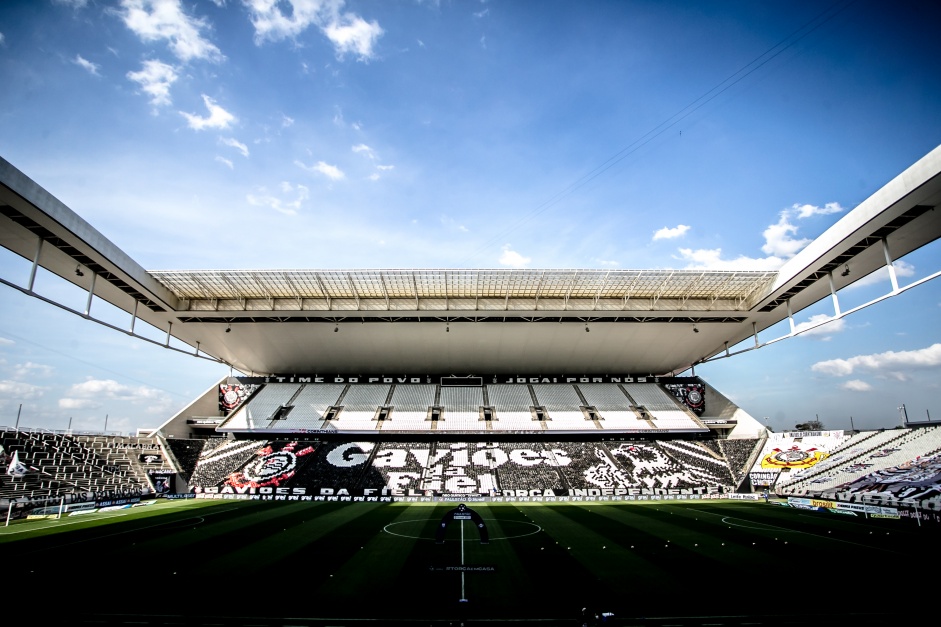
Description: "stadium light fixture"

(841, 264), (850, 277)
(693, 325), (699, 333)
(225, 323), (231, 333)
(75, 264), (84, 277)
(585, 324), (590, 332)
(334, 323), (339, 333)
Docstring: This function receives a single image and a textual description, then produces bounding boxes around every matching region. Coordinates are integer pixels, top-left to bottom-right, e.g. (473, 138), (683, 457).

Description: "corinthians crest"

(225, 441), (315, 488)
(761, 445), (828, 469)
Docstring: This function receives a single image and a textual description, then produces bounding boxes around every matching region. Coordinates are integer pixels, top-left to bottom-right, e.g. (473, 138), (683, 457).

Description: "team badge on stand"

(761, 445), (828, 469)
(225, 441), (315, 488)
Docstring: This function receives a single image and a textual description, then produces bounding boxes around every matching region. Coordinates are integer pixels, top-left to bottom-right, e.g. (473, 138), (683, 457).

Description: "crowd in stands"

(6, 423), (941, 511)
(716, 438), (761, 485)
(180, 437), (760, 496)
(187, 439), (265, 487)
(773, 426), (941, 506)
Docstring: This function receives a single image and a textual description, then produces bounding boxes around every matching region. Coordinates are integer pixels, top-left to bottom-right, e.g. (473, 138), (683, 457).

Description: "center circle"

(384, 518), (542, 540)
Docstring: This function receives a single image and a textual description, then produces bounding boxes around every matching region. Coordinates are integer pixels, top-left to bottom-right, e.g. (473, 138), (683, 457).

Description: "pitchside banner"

(148, 469), (176, 495)
(787, 497), (899, 517)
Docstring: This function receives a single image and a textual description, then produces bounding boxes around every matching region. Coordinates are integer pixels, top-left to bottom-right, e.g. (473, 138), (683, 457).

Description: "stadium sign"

(236, 374), (701, 385)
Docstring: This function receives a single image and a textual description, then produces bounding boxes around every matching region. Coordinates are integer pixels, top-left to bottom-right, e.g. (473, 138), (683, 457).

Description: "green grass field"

(1, 499), (935, 626)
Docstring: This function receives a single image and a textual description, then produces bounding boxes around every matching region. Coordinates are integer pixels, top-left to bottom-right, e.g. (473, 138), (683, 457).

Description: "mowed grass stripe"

(196, 501), (390, 578)
(379, 503), (611, 620)
(507, 505), (641, 609)
(607, 502), (803, 561)
(0, 499), (252, 557)
(711, 502), (930, 553)
(314, 502), (439, 604)
(456, 503), (578, 617)
(263, 504), (412, 614)
(674, 501), (897, 559)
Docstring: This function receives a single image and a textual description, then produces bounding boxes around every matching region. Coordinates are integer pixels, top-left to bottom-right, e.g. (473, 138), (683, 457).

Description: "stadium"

(2, 144), (941, 627)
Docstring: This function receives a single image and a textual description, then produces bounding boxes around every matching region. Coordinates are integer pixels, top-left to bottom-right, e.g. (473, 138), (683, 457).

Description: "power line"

(460, 0), (857, 266)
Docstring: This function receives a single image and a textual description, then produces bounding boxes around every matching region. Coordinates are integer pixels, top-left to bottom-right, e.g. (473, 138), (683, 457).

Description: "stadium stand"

(6, 373), (941, 519)
(775, 426), (941, 498)
(0, 428), (167, 509)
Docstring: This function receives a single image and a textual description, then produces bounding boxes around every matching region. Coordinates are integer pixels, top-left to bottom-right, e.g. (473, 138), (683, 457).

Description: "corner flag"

(7, 451), (28, 477)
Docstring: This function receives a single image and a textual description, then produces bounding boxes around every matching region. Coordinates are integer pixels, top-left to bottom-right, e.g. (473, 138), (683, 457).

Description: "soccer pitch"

(1, 499), (934, 626)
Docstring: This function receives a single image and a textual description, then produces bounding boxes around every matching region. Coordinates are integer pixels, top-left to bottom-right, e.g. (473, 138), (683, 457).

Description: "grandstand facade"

(2, 146), (941, 520)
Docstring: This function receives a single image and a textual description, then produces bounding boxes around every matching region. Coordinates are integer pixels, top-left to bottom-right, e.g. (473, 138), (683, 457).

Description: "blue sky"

(1, 0), (940, 435)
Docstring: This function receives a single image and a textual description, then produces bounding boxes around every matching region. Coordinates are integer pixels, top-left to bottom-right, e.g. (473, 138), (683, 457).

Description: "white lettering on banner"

(373, 448), (408, 467)
(509, 449), (543, 466)
(471, 448), (509, 467)
(327, 442), (373, 467)
(445, 476), (478, 492)
(386, 472), (421, 491)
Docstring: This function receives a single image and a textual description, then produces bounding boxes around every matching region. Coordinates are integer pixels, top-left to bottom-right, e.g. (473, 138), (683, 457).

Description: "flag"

(7, 450), (28, 477)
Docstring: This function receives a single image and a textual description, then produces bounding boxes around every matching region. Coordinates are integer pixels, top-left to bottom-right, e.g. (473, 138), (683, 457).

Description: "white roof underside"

(149, 268), (777, 313)
(2, 145), (940, 377)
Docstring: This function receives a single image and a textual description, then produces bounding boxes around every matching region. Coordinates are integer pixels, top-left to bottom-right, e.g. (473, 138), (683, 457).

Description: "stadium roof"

(2, 145), (941, 377)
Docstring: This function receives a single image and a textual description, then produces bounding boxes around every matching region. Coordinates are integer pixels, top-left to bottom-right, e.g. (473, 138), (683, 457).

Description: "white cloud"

(0, 337), (14, 346)
(762, 202), (846, 258)
(499, 245), (531, 268)
(119, 0), (224, 63)
(0, 379), (45, 400)
(791, 202), (845, 219)
(0, 33), (5, 46)
(127, 59), (179, 106)
(322, 12), (384, 61)
(282, 114), (295, 128)
(13, 362), (54, 379)
(811, 343), (941, 377)
(352, 143), (375, 158)
(54, 0), (90, 7)
(676, 247), (785, 271)
(246, 182), (309, 216)
(596, 259), (620, 267)
(676, 201), (844, 270)
(73, 54), (100, 75)
(441, 215), (468, 233)
(244, 0), (383, 61)
(368, 163), (395, 179)
(761, 213), (810, 258)
(841, 379), (872, 392)
(794, 313), (846, 338)
(844, 259), (916, 289)
(215, 155), (234, 169)
(653, 224), (690, 241)
(59, 397), (101, 410)
(180, 94), (236, 130)
(295, 159), (345, 180)
(220, 136), (249, 157)
(57, 379), (171, 414)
